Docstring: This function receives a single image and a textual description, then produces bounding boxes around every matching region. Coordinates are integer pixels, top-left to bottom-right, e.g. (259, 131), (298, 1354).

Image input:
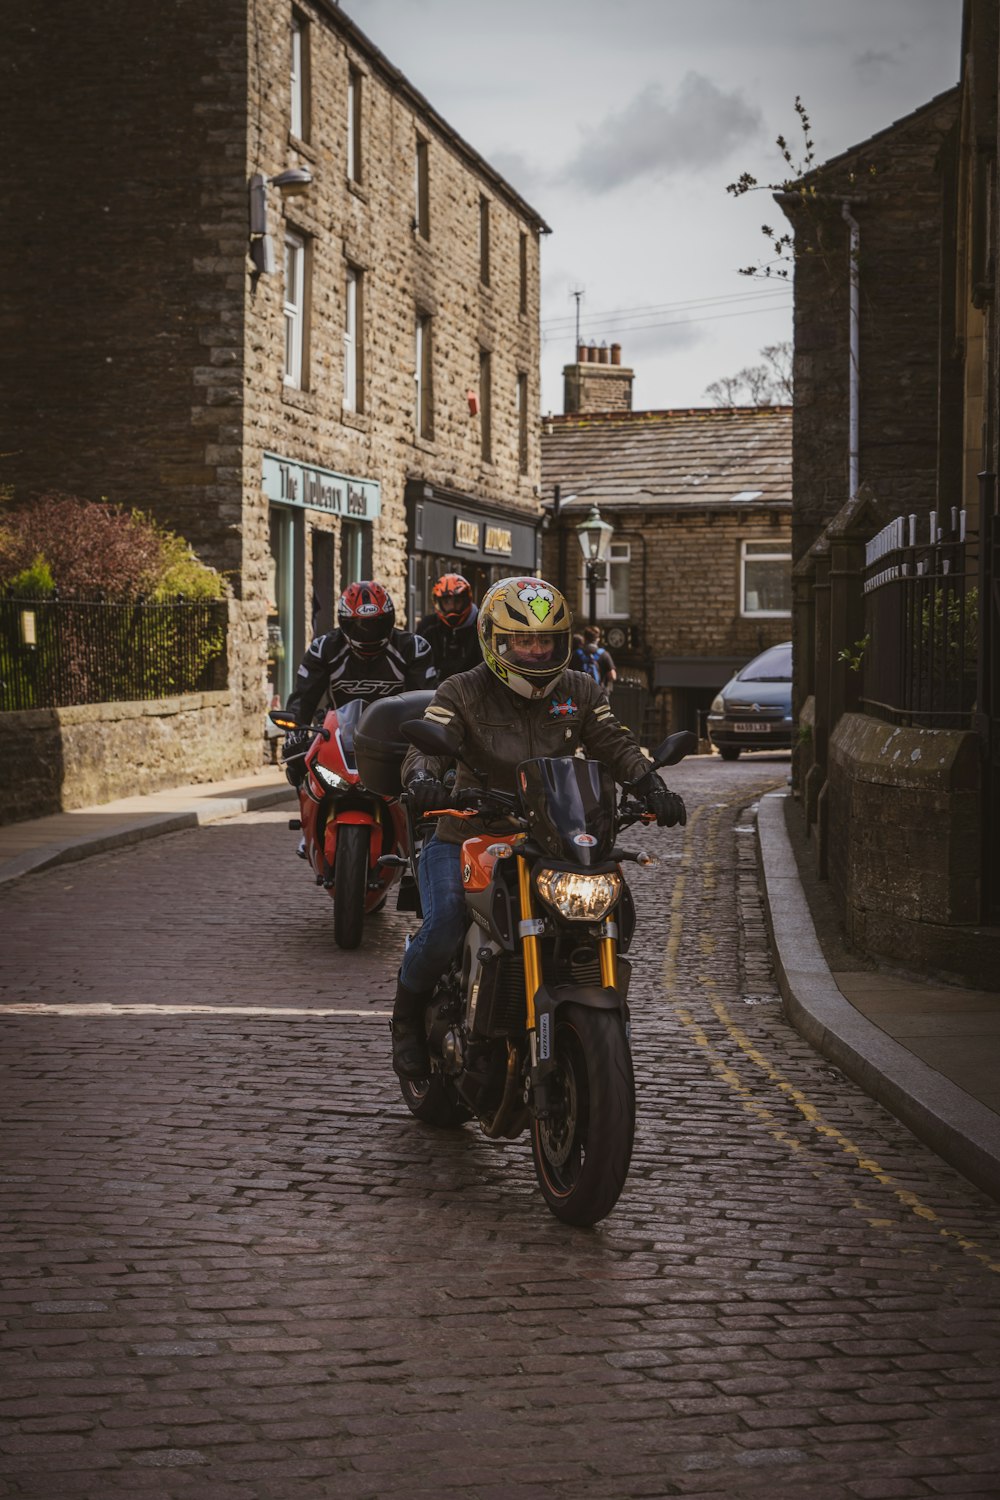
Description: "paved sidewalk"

(0, 766), (295, 886)
(758, 788), (1000, 1202)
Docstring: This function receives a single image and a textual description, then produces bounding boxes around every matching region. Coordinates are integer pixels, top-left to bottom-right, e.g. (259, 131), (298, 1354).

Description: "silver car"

(707, 641), (793, 760)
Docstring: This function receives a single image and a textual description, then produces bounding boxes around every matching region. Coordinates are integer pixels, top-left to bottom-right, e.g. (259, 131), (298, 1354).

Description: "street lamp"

(249, 167), (314, 275)
(575, 502), (614, 626)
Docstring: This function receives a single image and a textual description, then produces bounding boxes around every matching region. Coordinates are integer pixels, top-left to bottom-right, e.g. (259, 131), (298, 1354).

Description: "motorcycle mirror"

(401, 718), (462, 757)
(650, 729), (698, 769)
(268, 710), (304, 731)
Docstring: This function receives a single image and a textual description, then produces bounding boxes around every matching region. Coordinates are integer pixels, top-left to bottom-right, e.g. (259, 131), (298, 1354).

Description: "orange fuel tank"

(460, 834), (519, 892)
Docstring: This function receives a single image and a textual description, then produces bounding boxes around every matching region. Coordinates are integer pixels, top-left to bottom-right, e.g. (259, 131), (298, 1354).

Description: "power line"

(540, 285), (788, 331)
(541, 301), (792, 344)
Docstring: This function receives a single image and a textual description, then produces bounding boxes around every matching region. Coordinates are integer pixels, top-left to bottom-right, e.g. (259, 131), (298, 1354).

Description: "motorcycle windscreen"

(516, 757), (616, 865)
(333, 697), (365, 769)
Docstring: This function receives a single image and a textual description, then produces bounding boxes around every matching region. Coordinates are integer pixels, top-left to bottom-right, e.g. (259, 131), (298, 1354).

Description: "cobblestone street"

(2, 753), (999, 1499)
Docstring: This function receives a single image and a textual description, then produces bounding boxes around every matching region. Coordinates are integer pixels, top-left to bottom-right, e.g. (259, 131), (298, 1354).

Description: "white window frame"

(347, 67), (361, 182)
(290, 15), (305, 140)
(415, 312), (432, 438)
(740, 539), (792, 618)
(284, 233), (305, 389)
(580, 540), (631, 620)
(343, 267), (359, 411)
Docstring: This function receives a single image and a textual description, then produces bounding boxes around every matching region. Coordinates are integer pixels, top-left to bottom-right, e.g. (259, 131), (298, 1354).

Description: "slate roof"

(541, 406), (792, 513)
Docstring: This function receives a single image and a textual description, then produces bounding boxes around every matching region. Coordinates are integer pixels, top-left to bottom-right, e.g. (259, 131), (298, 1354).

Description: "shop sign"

(454, 518), (480, 549)
(484, 525), (513, 556)
(262, 452), (381, 519)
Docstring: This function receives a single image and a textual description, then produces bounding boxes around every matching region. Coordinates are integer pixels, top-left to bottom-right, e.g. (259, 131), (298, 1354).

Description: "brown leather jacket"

(401, 662), (653, 845)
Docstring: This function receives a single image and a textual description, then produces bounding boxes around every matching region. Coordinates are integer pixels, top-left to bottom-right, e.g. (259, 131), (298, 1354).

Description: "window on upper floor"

(290, 12), (310, 142)
(741, 540), (791, 616)
(415, 312), (433, 439)
(479, 348), (492, 463)
(415, 137), (430, 239)
(519, 232), (528, 315)
(343, 266), (363, 412)
(283, 232), (308, 389)
(479, 196), (490, 286)
(516, 373), (529, 475)
(580, 541), (631, 620)
(347, 66), (363, 183)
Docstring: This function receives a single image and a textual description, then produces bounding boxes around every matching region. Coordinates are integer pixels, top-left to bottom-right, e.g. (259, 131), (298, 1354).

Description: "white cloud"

(563, 73), (762, 194)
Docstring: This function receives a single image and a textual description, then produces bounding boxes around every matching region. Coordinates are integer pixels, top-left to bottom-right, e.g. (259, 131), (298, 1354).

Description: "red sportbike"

(269, 693), (431, 949)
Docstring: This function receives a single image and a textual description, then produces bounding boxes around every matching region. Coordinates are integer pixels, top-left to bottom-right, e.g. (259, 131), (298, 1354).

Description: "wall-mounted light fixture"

(249, 167), (313, 275)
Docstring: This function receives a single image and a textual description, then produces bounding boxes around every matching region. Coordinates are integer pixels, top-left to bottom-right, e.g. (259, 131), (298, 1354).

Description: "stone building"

(783, 0), (999, 984)
(541, 347), (792, 738)
(1, 0), (546, 803)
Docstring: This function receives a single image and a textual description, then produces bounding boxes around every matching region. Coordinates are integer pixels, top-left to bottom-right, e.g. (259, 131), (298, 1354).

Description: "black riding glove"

(282, 727), (313, 788)
(634, 770), (687, 828)
(407, 775), (450, 818)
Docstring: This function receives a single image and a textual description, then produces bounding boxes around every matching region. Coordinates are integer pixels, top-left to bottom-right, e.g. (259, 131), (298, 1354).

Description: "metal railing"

(861, 510), (978, 729)
(0, 595), (229, 711)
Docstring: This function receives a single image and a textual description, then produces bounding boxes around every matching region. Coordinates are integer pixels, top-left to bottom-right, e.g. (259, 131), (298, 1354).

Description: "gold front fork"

(516, 855), (543, 1030)
(599, 935), (618, 989)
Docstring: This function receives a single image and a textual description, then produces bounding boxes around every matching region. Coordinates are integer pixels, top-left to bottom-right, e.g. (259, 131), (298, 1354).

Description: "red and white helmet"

(431, 573), (474, 629)
(338, 581), (395, 658)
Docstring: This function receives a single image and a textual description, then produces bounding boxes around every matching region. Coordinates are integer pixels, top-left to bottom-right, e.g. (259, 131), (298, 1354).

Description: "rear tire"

(531, 1003), (635, 1227)
(399, 1071), (471, 1129)
(333, 824), (368, 950)
(719, 746), (741, 761)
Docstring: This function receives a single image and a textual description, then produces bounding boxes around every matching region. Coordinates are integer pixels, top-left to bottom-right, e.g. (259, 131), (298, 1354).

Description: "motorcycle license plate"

(733, 721), (770, 733)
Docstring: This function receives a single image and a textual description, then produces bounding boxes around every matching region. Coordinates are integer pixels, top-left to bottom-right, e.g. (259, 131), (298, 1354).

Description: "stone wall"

(827, 713), (996, 984)
(0, 693), (258, 826)
(542, 505), (791, 679)
(243, 0), (545, 635)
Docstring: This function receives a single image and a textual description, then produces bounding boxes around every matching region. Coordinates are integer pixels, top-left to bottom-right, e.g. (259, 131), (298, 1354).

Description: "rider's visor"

(494, 629), (566, 669)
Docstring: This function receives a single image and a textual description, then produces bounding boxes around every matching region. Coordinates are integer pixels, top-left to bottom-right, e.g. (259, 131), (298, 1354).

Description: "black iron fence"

(861, 510), (978, 730)
(0, 595), (229, 711)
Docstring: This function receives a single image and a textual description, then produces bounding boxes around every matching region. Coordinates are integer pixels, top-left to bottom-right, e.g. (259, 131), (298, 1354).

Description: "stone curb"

(757, 789), (1000, 1203)
(0, 783), (296, 888)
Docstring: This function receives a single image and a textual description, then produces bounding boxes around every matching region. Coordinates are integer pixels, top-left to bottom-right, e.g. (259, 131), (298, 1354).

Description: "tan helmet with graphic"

(477, 576), (572, 700)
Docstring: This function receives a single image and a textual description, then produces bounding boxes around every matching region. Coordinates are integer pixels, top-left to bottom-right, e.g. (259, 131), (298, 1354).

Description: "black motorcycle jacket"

(414, 604), (481, 681)
(286, 627), (438, 719)
(401, 662), (653, 845)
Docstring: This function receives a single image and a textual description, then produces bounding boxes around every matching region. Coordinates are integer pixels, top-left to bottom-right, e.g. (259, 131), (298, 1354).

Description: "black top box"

(355, 690), (436, 797)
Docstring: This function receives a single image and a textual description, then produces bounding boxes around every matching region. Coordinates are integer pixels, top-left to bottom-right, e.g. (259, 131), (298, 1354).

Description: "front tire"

(399, 1072), (471, 1129)
(531, 1003), (635, 1227)
(333, 824), (369, 950)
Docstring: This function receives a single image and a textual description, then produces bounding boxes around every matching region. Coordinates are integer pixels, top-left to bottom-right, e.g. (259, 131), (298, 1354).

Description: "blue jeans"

(399, 835), (467, 993)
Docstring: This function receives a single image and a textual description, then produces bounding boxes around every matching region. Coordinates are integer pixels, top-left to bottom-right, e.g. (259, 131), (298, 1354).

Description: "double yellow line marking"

(660, 791), (1000, 1278)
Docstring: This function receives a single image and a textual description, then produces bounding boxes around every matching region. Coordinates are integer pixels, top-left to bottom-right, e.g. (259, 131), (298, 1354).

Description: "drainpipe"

(842, 202), (860, 498)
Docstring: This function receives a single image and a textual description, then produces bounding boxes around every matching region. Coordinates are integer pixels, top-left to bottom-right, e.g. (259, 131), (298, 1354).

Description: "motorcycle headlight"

(709, 694), (725, 715)
(535, 868), (622, 921)
(313, 763), (350, 793)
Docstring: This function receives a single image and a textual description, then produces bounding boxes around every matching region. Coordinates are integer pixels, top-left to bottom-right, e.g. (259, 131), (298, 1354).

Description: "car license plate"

(733, 721), (770, 733)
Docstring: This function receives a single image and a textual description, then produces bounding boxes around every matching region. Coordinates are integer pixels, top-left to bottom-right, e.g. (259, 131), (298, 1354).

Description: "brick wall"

(784, 90), (960, 565)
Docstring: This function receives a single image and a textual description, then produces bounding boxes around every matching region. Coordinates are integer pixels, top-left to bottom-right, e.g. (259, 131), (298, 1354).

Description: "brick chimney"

(563, 341), (634, 413)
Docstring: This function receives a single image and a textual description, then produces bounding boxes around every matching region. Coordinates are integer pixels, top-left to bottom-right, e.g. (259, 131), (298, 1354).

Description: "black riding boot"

(390, 973), (431, 1079)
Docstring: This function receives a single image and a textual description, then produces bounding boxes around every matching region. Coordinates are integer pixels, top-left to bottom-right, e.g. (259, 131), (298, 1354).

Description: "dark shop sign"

(263, 452), (381, 520)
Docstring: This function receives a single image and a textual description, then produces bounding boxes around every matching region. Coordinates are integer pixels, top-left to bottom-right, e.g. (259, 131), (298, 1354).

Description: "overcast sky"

(343, 0), (963, 412)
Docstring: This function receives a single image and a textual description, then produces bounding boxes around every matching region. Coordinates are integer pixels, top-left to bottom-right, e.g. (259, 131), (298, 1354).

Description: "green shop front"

(264, 451), (380, 704)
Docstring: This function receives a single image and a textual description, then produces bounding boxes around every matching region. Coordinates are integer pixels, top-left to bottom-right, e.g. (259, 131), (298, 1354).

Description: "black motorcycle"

(386, 716), (696, 1227)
